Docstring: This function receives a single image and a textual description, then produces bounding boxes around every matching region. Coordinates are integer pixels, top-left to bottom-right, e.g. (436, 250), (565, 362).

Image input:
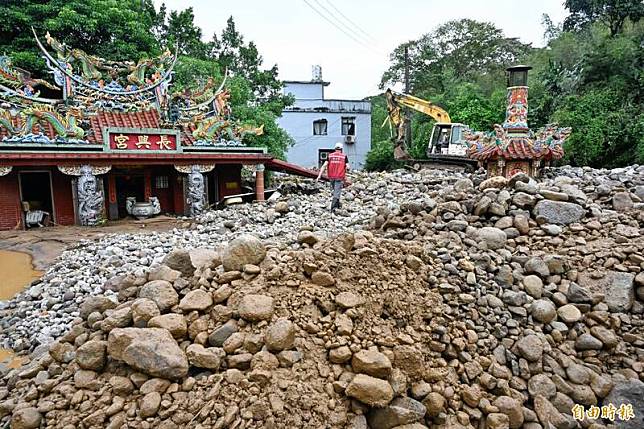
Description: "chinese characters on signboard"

(108, 133), (177, 151)
(572, 403), (635, 422)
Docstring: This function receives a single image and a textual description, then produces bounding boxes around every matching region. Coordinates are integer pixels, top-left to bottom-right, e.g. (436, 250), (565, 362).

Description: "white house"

(277, 66), (371, 170)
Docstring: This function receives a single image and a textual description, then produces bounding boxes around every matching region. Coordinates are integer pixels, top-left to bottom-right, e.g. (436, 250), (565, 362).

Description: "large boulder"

(162, 249), (195, 277)
(612, 192), (634, 211)
(335, 292), (365, 309)
(10, 407), (42, 429)
(579, 271), (635, 312)
(208, 320), (238, 347)
(345, 374), (394, 408)
(75, 340), (107, 371)
(533, 395), (576, 429)
(352, 349), (393, 378)
(603, 378), (644, 429)
(367, 397), (426, 429)
(558, 304), (582, 323)
(477, 227), (507, 250)
(189, 248), (221, 270)
(138, 280), (179, 312)
(107, 328), (189, 379)
(221, 235), (266, 272)
(238, 294), (274, 322)
(139, 391), (161, 418)
(179, 289), (213, 312)
(147, 314), (187, 339)
(131, 298), (160, 327)
(265, 318), (296, 352)
(479, 176), (507, 190)
(79, 295), (117, 319)
(492, 396), (524, 429)
(186, 344), (225, 369)
(515, 335), (543, 362)
(534, 200), (586, 225)
(531, 299), (557, 324)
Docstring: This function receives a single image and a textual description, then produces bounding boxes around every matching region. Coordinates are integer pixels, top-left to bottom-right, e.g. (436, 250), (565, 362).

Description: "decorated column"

(58, 165), (110, 226)
(255, 164), (265, 202)
(186, 165), (206, 217)
(465, 64), (571, 178)
(503, 65), (532, 134)
(77, 165), (104, 226)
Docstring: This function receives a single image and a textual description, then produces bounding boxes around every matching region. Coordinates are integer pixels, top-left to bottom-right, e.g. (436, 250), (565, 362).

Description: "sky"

(154, 0), (568, 100)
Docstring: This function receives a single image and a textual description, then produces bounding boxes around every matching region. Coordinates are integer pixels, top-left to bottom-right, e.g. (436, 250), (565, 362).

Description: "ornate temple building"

(0, 31), (314, 230)
(465, 65), (571, 178)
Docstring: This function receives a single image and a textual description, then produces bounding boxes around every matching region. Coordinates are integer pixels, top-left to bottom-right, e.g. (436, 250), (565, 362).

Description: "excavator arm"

(385, 89), (451, 160)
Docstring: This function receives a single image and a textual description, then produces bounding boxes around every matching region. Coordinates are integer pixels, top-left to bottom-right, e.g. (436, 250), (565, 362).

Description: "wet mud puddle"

(0, 249), (43, 369)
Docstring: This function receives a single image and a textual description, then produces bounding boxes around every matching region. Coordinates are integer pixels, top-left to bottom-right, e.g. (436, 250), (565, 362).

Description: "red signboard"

(108, 133), (178, 152)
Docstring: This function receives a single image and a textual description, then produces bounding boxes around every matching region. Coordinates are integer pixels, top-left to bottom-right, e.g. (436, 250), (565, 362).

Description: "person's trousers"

(330, 179), (343, 209)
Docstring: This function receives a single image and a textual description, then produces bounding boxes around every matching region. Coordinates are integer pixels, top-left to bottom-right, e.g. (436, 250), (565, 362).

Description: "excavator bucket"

(393, 144), (411, 160)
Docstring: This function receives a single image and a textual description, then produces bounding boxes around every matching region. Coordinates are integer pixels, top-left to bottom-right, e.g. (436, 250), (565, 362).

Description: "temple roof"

(467, 136), (565, 162)
(0, 32), (262, 149)
(464, 122), (571, 163)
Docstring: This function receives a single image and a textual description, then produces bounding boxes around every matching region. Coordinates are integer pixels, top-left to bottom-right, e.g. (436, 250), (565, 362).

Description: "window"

(313, 119), (328, 135)
(155, 176), (169, 189)
(341, 117), (356, 136)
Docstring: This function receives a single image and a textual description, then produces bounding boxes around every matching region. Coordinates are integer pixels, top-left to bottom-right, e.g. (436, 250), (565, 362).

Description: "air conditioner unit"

(344, 135), (356, 144)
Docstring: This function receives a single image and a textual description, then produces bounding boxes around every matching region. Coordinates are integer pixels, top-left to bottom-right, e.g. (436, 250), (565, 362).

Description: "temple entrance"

(115, 175), (145, 218)
(207, 172), (219, 207)
(19, 171), (54, 228)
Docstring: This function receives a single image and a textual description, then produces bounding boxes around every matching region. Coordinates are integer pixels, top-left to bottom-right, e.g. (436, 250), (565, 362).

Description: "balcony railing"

(284, 99), (371, 113)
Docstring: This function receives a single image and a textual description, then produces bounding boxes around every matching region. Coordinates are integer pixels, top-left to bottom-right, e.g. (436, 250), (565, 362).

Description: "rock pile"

(0, 164), (643, 429)
(0, 168), (468, 352)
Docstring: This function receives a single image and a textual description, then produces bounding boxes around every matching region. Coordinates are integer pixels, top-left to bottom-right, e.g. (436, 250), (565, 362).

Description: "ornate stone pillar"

(497, 159), (506, 178)
(503, 86), (529, 132)
(58, 165), (110, 226)
(503, 66), (532, 134)
(255, 164), (265, 202)
(77, 165), (104, 226)
(186, 165), (206, 217)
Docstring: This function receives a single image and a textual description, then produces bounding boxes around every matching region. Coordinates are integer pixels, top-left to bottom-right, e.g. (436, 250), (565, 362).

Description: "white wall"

(283, 82), (324, 100)
(278, 111), (371, 170)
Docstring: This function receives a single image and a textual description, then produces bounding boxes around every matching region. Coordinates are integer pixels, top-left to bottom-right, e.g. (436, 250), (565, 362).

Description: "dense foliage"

(368, 3), (643, 170)
(0, 0), (293, 158)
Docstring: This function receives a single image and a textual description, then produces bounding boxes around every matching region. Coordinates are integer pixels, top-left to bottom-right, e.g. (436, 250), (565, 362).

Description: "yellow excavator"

(384, 89), (478, 171)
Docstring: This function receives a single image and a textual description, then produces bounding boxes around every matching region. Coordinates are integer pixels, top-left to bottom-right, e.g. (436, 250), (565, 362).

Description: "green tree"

(156, 6), (209, 58)
(528, 19), (643, 167)
(380, 19), (531, 94)
(0, 0), (161, 75)
(564, 0), (644, 35)
(211, 17), (285, 102)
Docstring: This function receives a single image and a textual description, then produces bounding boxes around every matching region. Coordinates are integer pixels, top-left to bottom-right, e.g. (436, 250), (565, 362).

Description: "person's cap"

(335, 142), (343, 149)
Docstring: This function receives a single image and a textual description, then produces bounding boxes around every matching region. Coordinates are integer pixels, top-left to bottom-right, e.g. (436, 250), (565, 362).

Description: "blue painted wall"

(278, 80), (371, 170)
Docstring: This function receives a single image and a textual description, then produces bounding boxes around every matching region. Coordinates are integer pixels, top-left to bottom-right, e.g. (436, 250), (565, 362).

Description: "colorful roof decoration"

(465, 80), (571, 165)
(465, 124), (570, 162)
(0, 30), (263, 147)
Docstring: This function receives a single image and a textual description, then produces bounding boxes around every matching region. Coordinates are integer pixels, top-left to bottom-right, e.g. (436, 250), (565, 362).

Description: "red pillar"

(144, 170), (152, 201)
(108, 175), (117, 205)
(255, 164), (265, 202)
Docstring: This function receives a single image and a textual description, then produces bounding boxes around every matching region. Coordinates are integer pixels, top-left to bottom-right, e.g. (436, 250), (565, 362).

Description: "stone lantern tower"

(464, 65), (572, 178)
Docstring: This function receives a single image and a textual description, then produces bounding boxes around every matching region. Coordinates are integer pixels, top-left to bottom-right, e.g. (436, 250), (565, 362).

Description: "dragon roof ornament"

(0, 55), (61, 106)
(33, 28), (178, 97)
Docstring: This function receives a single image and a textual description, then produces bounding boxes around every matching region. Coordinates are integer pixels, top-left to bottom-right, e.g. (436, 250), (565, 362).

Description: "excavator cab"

(427, 123), (467, 157)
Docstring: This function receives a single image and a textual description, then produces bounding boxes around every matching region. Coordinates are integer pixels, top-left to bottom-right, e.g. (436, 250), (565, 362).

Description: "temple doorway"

(115, 174), (145, 218)
(18, 171), (54, 228)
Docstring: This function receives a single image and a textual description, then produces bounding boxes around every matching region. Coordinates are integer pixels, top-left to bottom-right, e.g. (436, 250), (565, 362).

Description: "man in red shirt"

(316, 142), (350, 212)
